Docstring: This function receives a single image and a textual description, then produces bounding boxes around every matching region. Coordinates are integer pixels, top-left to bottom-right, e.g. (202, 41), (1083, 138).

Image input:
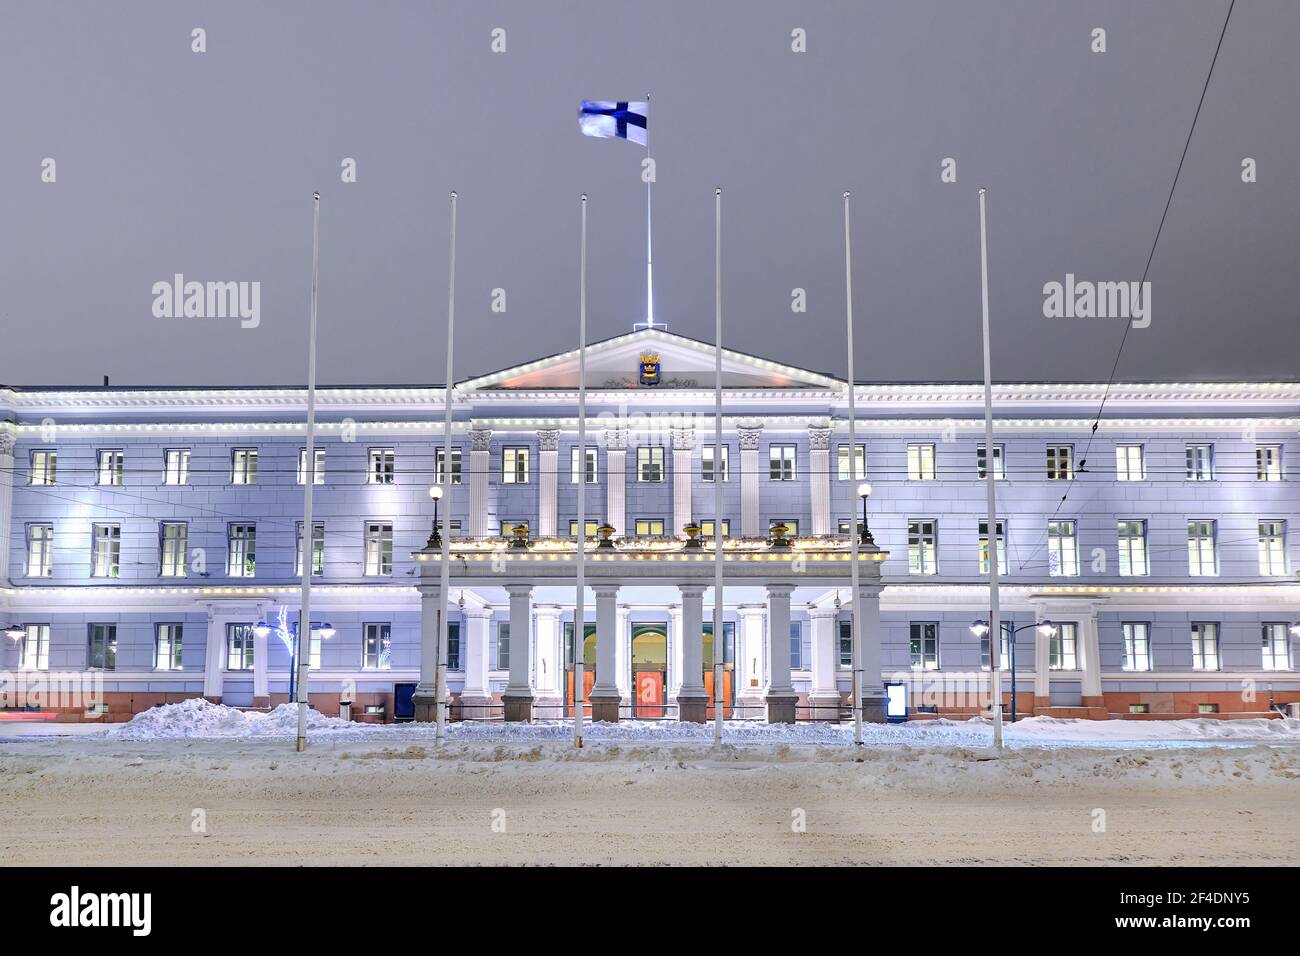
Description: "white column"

(536, 428), (560, 537)
(1079, 608), (1103, 703)
(677, 585), (708, 720)
(590, 586), (622, 721)
(460, 605), (493, 715)
(808, 606), (840, 716)
(502, 584), (534, 720)
(604, 427), (627, 535)
(671, 426), (694, 536)
(808, 424), (832, 536)
(413, 580), (444, 720)
(469, 428), (492, 538)
(203, 606), (226, 701)
(736, 604), (766, 715)
(738, 422), (763, 537)
(0, 428), (15, 582)
(857, 583), (886, 721)
(615, 605), (632, 702)
(1033, 605), (1052, 709)
(252, 612), (269, 706)
(765, 584), (797, 722)
(669, 603), (683, 697)
(533, 604), (564, 711)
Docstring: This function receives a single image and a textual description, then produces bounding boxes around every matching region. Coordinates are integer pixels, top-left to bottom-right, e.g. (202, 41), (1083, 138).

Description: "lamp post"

(969, 619), (1055, 724)
(254, 609), (334, 705)
(3, 625), (23, 641)
(427, 485), (444, 549)
(856, 481), (874, 547)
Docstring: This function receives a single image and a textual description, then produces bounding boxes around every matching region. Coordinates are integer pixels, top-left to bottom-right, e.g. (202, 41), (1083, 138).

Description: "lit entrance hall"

(409, 535), (888, 724)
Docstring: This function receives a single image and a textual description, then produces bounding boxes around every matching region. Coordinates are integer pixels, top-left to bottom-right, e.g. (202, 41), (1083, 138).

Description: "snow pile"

(1001, 715), (1300, 742)
(107, 699), (353, 740)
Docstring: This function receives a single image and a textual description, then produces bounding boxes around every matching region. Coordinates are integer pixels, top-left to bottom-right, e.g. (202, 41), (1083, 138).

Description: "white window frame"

(155, 623), (184, 671)
(227, 523), (256, 578)
(227, 623), (255, 671)
(638, 446), (665, 482)
(1262, 623), (1291, 671)
(978, 520), (1006, 576)
(634, 518), (666, 536)
(231, 447), (258, 485)
(91, 523), (120, 578)
(768, 444), (796, 481)
(1117, 519), (1149, 577)
(1121, 622), (1151, 672)
(1258, 520), (1287, 576)
(1190, 622), (1219, 672)
(569, 446), (597, 485)
(21, 624), (50, 670)
(1115, 443), (1145, 481)
(907, 519), (938, 575)
(1187, 519), (1217, 577)
(976, 443), (1004, 480)
(368, 448), (396, 484)
(502, 447), (530, 484)
(96, 449), (124, 486)
(88, 623), (116, 671)
(363, 622), (392, 670)
(1256, 444), (1283, 481)
(26, 523), (53, 577)
(364, 521), (394, 576)
(30, 449), (57, 485)
(159, 521), (188, 578)
(1185, 443), (1213, 481)
(699, 519), (730, 538)
(909, 622), (939, 671)
(297, 521), (325, 576)
(1047, 520), (1078, 577)
(163, 448), (190, 486)
(297, 447), (326, 485)
(568, 519), (600, 538)
(769, 518), (799, 536)
(907, 443), (936, 481)
(436, 447), (463, 485)
(837, 444), (866, 481)
(702, 444), (729, 482)
(1046, 444), (1073, 481)
(1049, 622), (1078, 670)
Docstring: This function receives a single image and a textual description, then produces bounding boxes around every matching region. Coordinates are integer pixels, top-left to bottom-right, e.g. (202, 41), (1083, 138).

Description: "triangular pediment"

(461, 329), (841, 391)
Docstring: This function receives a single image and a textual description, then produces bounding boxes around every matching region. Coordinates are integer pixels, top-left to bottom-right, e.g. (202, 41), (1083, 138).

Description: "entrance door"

(563, 622), (597, 718)
(703, 622), (736, 719)
(631, 623), (668, 718)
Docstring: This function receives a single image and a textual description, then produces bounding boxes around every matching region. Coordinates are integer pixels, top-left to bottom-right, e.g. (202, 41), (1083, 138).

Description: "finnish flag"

(578, 100), (648, 146)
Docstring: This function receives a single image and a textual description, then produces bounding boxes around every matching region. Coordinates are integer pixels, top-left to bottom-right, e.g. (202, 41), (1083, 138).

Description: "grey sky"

(1, 0), (1296, 388)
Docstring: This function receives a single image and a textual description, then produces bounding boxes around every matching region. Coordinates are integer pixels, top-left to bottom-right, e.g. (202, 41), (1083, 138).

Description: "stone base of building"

(677, 693), (709, 723)
(765, 692), (798, 724)
(457, 694), (495, 721)
(589, 692), (621, 723)
(806, 695), (844, 722)
(861, 695), (887, 723)
(252, 695), (270, 709)
(502, 693), (534, 722)
(412, 693), (439, 723)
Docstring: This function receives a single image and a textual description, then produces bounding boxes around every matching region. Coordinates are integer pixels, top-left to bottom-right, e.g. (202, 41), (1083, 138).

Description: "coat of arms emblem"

(638, 351), (661, 386)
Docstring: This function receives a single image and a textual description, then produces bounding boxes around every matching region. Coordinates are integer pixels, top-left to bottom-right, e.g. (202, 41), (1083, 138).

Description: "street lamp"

(427, 484), (444, 549)
(252, 609), (334, 703)
(856, 481), (874, 546)
(969, 618), (1056, 724)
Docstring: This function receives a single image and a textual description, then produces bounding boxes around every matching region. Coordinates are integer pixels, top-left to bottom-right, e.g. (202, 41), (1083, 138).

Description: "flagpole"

(978, 187), (1005, 752)
(574, 194), (588, 749)
(644, 92), (653, 330)
(435, 190), (457, 746)
(294, 191), (321, 754)
(843, 191), (864, 747)
(712, 186), (724, 746)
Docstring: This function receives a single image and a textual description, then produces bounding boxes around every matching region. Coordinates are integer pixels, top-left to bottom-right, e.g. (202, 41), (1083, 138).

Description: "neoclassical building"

(2, 329), (1298, 722)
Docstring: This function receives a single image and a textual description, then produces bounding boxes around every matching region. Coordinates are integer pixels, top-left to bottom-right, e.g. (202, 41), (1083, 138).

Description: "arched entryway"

(631, 623), (668, 718)
(563, 622), (596, 718)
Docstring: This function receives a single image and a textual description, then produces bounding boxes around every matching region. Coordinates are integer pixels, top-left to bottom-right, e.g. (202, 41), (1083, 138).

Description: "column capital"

(737, 421), (764, 450)
(470, 428), (493, 452)
(537, 428), (561, 452)
(461, 605), (493, 621)
(736, 604), (766, 619)
(0, 427), (15, 457)
(671, 426), (695, 450)
(765, 583), (797, 598)
(677, 583), (707, 598)
(504, 583), (534, 598)
(593, 585), (622, 599)
(533, 604), (564, 620)
(807, 606), (839, 620)
(807, 424), (831, 450)
(604, 427), (628, 450)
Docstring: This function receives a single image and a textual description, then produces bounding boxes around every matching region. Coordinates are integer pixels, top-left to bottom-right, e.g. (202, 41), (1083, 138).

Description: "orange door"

(704, 670), (734, 719)
(566, 670), (595, 717)
(635, 671), (665, 718)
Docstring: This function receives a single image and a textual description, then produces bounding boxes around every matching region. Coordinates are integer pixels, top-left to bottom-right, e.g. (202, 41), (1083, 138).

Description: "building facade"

(2, 329), (1298, 722)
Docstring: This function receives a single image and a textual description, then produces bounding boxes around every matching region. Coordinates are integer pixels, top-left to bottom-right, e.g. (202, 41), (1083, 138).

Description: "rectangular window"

(363, 623), (392, 670)
(1191, 622), (1219, 672)
(88, 624), (117, 670)
(26, 524), (53, 577)
(1187, 520), (1217, 576)
(91, 523), (120, 578)
(1046, 445), (1073, 481)
(569, 446), (597, 484)
(837, 518), (868, 537)
(159, 521), (188, 578)
(976, 443), (1005, 480)
(1047, 520), (1078, 576)
(638, 446), (665, 482)
(21, 624), (50, 670)
(368, 448), (396, 484)
(1185, 443), (1213, 481)
(1121, 622), (1151, 672)
(1117, 519), (1149, 577)
(1262, 623), (1291, 671)
(231, 447), (258, 485)
(297, 522), (325, 576)
(500, 520), (528, 538)
(155, 623), (184, 671)
(502, 447), (529, 484)
(1049, 622), (1078, 670)
(568, 519), (600, 538)
(97, 449), (124, 486)
(980, 622), (1012, 670)
(634, 518), (666, 536)
(837, 444), (866, 481)
(838, 621), (852, 668)
(908, 519), (938, 575)
(447, 621), (461, 671)
(1256, 444), (1283, 481)
(907, 443), (936, 480)
(1258, 520), (1286, 576)
(909, 622), (939, 670)
(978, 520), (1006, 576)
(769, 518), (799, 536)
(768, 444), (796, 481)
(29, 450), (57, 485)
(699, 519), (730, 538)
(297, 447), (326, 485)
(227, 624), (255, 671)
(496, 622), (510, 670)
(789, 621), (803, 670)
(1115, 444), (1145, 481)
(436, 447), (463, 485)
(364, 522), (394, 576)
(227, 523), (256, 577)
(702, 444), (729, 482)
(163, 448), (190, 485)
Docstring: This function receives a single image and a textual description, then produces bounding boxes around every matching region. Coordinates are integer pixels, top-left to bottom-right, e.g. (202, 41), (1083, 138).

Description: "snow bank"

(107, 699), (353, 740)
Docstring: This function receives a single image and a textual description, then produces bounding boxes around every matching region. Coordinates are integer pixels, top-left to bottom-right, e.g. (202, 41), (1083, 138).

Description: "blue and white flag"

(578, 100), (648, 146)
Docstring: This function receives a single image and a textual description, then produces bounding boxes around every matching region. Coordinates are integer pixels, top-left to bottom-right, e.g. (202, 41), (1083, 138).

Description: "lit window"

(570, 446), (597, 484)
(1185, 443), (1212, 481)
(96, 450), (124, 486)
(907, 443), (935, 480)
(297, 447), (326, 484)
(500, 520), (528, 538)
(1115, 444), (1145, 481)
(91, 523), (120, 578)
(909, 622), (939, 670)
(978, 520), (1006, 575)
(88, 624), (116, 671)
(837, 444), (866, 481)
(1190, 623), (1219, 672)
(159, 522), (188, 578)
(1121, 622), (1151, 672)
(1046, 445), (1073, 480)
(227, 523), (256, 577)
(976, 444), (1004, 480)
(368, 448), (396, 484)
(769, 518), (799, 536)
(156, 623), (184, 671)
(30, 450), (57, 485)
(163, 448), (190, 485)
(1256, 444), (1283, 481)
(227, 624), (255, 670)
(769, 445), (796, 481)
(363, 623), (392, 670)
(1117, 520), (1149, 577)
(297, 522), (325, 576)
(436, 447), (462, 485)
(21, 624), (50, 670)
(699, 519), (730, 538)
(638, 447), (665, 482)
(364, 522), (394, 576)
(702, 444), (729, 482)
(502, 447), (529, 484)
(26, 524), (53, 577)
(1259, 521), (1287, 576)
(907, 519), (938, 575)
(1187, 520), (1217, 576)
(980, 622), (1012, 671)
(568, 519), (600, 538)
(1049, 623), (1077, 670)
(1261, 623), (1291, 671)
(1047, 520), (1078, 576)
(634, 518), (666, 536)
(231, 448), (258, 485)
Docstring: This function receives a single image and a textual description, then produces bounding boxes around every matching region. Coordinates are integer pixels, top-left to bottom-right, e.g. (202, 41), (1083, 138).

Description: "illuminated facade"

(2, 329), (1298, 722)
